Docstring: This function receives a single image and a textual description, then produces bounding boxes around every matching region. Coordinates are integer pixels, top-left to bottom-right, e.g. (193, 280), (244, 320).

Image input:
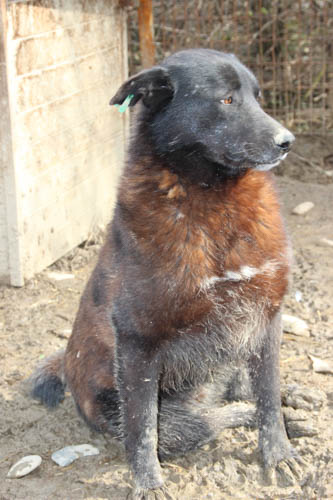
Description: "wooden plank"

(16, 46), (120, 112)
(17, 72), (122, 143)
(0, 0), (23, 286)
(9, 0), (118, 39)
(0, 0), (9, 282)
(16, 109), (122, 178)
(20, 131), (123, 217)
(14, 16), (121, 76)
(2, 0), (128, 284)
(22, 161), (121, 279)
(138, 0), (155, 68)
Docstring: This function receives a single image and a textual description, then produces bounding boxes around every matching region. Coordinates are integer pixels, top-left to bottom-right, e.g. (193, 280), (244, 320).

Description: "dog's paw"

(260, 429), (296, 469)
(281, 384), (326, 411)
(129, 485), (175, 500)
(259, 422), (306, 487)
(263, 456), (305, 487)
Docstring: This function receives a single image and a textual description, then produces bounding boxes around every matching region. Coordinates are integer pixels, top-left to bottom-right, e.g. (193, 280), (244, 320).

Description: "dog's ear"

(110, 66), (174, 111)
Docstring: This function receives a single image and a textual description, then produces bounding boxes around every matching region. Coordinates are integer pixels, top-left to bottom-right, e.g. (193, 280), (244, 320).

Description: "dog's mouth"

(253, 152), (289, 171)
(221, 151), (289, 172)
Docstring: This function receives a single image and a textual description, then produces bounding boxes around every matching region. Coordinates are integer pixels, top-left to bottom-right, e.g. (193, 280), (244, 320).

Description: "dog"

(31, 49), (298, 499)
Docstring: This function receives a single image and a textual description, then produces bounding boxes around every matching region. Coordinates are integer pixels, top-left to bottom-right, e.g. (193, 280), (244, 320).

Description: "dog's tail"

(30, 349), (66, 408)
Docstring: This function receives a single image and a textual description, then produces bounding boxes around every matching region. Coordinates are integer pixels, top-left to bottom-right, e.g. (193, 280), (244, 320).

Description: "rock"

(47, 271), (75, 281)
(282, 314), (309, 336)
(51, 444), (99, 467)
(292, 201), (314, 215)
(320, 238), (333, 247)
(7, 455), (42, 478)
(60, 328), (72, 338)
(308, 354), (333, 374)
(51, 448), (77, 467)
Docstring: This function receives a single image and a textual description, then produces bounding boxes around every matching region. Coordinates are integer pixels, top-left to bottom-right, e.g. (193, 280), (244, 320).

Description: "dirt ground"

(1, 135), (333, 500)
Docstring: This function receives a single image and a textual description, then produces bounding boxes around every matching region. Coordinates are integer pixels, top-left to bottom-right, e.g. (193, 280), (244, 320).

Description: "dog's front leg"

(249, 311), (296, 471)
(116, 331), (164, 498)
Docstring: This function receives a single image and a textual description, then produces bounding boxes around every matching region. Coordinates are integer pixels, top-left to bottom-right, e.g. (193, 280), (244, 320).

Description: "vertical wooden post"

(0, 0), (24, 286)
(138, 0), (155, 68)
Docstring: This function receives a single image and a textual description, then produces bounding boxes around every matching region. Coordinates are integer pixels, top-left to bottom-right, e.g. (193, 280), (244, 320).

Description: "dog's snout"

(274, 129), (295, 152)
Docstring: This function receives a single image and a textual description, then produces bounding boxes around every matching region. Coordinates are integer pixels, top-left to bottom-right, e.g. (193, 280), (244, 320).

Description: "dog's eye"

(221, 96), (233, 105)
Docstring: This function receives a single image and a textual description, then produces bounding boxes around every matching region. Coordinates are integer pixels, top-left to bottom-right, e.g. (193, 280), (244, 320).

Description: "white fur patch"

(239, 266), (259, 279)
(201, 260), (280, 290)
(224, 270), (243, 281)
(200, 276), (223, 291)
(261, 259), (280, 275)
(223, 266), (259, 281)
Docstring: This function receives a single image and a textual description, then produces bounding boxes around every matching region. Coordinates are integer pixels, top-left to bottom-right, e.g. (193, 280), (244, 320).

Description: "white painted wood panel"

(0, 0), (128, 285)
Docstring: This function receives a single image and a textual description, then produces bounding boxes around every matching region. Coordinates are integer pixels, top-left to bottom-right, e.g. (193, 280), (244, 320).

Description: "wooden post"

(0, 0), (24, 286)
(138, 0), (155, 68)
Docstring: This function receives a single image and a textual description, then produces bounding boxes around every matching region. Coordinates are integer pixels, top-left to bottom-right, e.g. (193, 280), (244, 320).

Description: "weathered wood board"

(0, 0), (128, 286)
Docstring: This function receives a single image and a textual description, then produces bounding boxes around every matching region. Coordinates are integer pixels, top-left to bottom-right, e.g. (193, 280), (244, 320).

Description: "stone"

(308, 354), (333, 374)
(292, 201), (314, 215)
(51, 444), (99, 467)
(47, 272), (75, 281)
(7, 455), (42, 478)
(282, 314), (309, 336)
(320, 238), (333, 247)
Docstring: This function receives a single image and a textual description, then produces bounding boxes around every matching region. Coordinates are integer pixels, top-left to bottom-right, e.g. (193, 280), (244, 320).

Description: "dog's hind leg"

(158, 391), (256, 460)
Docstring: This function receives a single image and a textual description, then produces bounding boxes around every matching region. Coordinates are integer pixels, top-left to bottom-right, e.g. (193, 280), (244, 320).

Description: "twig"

(290, 151), (333, 176)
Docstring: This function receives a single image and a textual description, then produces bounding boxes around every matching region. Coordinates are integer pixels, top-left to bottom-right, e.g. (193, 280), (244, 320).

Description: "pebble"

(47, 271), (75, 281)
(292, 201), (314, 215)
(7, 455), (42, 478)
(282, 314), (309, 336)
(320, 238), (333, 247)
(60, 328), (72, 338)
(308, 354), (333, 374)
(51, 444), (99, 467)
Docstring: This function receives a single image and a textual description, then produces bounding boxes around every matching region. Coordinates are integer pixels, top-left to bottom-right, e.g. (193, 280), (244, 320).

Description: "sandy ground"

(1, 136), (333, 499)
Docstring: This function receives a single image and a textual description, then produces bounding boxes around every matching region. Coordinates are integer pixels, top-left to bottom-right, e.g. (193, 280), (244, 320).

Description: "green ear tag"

(116, 94), (134, 113)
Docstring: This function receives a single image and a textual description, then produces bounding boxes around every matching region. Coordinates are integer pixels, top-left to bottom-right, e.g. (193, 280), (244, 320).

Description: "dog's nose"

(274, 129), (295, 152)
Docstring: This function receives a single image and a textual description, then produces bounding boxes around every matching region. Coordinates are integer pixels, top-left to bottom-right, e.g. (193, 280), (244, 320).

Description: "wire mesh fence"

(128, 0), (333, 135)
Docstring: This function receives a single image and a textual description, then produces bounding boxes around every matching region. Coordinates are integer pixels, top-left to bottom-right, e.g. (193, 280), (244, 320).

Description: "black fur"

(31, 374), (65, 408)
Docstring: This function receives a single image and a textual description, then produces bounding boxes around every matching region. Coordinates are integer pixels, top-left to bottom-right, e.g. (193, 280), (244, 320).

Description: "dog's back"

(31, 49), (298, 499)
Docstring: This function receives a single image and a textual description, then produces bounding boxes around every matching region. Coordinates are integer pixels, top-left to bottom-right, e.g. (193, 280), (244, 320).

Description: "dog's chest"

(156, 218), (288, 392)
(159, 277), (271, 393)
(122, 170), (289, 391)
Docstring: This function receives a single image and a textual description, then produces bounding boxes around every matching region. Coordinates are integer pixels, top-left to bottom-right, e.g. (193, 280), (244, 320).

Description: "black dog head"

(110, 49), (294, 177)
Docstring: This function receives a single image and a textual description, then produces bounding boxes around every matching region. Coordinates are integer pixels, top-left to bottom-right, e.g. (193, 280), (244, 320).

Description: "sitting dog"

(31, 49), (298, 499)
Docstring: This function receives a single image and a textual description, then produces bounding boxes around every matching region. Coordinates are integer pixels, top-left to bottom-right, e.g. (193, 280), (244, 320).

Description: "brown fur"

(64, 160), (289, 428)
